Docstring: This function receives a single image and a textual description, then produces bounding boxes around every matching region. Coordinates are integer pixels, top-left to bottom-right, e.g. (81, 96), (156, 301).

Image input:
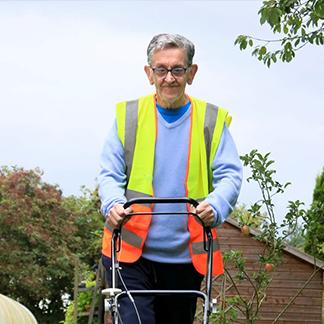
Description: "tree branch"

(225, 268), (249, 309)
(244, 26), (323, 45)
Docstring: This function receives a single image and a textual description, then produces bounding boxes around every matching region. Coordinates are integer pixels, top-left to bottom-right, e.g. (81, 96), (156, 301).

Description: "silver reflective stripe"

(124, 100), (139, 180)
(104, 222), (114, 232)
(125, 190), (152, 207)
(191, 238), (220, 255)
(105, 223), (143, 249)
(204, 103), (218, 162)
(121, 228), (143, 249)
(126, 189), (151, 200)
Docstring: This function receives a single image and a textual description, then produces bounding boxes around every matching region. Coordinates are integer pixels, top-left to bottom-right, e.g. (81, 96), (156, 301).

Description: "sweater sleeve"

(205, 125), (243, 226)
(98, 119), (127, 217)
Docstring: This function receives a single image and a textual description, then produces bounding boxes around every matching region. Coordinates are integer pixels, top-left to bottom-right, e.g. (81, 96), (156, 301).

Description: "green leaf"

(315, 0), (324, 19)
(285, 51), (293, 62)
(294, 38), (300, 47)
(236, 35), (248, 50)
(268, 7), (282, 28)
(320, 34), (324, 45)
(259, 7), (269, 25)
(284, 41), (292, 50)
(271, 53), (277, 63)
(234, 35), (242, 45)
(274, 24), (282, 33)
(252, 48), (259, 56)
(260, 46), (267, 55)
(309, 33), (316, 44)
(240, 39), (248, 50)
(292, 17), (302, 34)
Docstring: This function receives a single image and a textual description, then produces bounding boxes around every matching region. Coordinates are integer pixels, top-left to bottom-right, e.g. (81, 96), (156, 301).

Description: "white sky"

(0, 1), (323, 221)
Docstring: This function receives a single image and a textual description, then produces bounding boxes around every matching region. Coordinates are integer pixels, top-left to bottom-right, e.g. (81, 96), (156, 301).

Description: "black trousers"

(102, 255), (204, 324)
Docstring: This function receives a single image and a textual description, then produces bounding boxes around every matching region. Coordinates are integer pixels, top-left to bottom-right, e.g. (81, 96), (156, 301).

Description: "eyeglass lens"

(152, 66), (187, 77)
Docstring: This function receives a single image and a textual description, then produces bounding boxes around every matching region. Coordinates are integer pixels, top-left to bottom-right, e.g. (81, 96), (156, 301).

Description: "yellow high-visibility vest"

(102, 94), (231, 276)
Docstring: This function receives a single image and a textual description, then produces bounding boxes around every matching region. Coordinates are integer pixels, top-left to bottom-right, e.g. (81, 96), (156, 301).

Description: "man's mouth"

(162, 85), (178, 89)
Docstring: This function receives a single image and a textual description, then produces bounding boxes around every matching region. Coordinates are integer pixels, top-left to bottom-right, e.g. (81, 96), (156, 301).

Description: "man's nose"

(164, 71), (176, 82)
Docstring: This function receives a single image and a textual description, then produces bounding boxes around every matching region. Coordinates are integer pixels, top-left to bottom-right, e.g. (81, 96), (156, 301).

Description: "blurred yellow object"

(0, 294), (37, 324)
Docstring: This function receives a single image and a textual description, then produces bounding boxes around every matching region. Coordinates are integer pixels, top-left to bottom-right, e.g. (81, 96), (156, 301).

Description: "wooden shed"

(195, 218), (324, 323)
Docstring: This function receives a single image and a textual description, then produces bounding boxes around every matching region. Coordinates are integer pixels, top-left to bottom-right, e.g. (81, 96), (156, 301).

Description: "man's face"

(144, 48), (198, 108)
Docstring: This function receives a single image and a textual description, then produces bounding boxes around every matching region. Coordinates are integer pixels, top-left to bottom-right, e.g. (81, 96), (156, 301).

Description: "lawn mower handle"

(123, 197), (199, 209)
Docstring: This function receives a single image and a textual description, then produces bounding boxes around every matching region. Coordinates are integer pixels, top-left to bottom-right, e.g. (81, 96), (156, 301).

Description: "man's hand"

(106, 203), (132, 229)
(195, 201), (215, 227)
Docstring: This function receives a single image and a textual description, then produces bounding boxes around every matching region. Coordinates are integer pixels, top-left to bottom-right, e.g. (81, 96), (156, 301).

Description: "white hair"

(147, 33), (195, 66)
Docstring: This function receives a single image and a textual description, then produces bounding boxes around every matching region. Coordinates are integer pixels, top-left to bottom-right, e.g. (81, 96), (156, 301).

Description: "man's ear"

(187, 64), (198, 85)
(144, 65), (154, 85)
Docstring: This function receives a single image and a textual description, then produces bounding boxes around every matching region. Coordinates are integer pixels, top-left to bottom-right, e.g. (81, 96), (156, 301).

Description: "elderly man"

(99, 33), (242, 324)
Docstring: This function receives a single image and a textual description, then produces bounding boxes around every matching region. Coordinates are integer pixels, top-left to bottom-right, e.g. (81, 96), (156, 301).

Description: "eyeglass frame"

(150, 65), (191, 78)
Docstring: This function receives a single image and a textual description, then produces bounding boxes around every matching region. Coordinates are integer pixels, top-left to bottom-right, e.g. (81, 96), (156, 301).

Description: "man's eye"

(156, 68), (167, 73)
(172, 68), (184, 74)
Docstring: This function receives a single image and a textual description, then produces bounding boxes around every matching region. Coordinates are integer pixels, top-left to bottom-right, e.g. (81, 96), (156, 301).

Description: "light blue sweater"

(98, 102), (242, 263)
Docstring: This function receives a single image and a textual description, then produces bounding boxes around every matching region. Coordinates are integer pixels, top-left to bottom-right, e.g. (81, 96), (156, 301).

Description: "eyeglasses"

(150, 66), (189, 78)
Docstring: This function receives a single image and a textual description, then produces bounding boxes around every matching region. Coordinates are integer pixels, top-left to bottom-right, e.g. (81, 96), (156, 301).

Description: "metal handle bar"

(123, 197), (199, 209)
(117, 197), (212, 254)
(124, 211), (207, 229)
(122, 197), (210, 233)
